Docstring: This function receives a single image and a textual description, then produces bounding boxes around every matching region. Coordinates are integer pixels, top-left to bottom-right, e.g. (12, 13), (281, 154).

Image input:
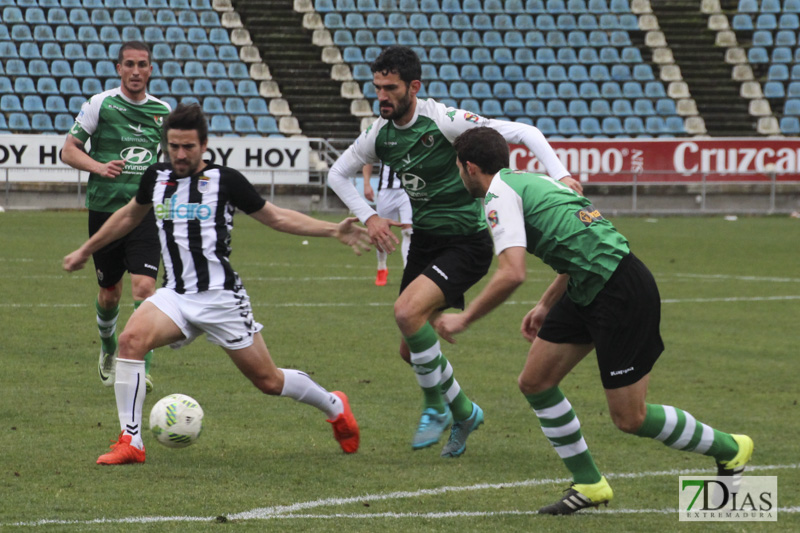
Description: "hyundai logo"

(120, 146), (153, 164)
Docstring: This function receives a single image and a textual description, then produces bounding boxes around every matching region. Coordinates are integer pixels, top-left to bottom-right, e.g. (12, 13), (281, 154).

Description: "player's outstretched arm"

(434, 247), (527, 344)
(63, 198), (151, 272)
(250, 203), (371, 255)
(364, 214), (402, 254)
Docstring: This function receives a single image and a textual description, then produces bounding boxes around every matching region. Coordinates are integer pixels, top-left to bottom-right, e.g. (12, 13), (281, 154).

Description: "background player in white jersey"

(63, 104), (368, 464)
(362, 162), (412, 286)
(62, 41), (171, 392)
(329, 46), (582, 458)
(436, 127), (753, 514)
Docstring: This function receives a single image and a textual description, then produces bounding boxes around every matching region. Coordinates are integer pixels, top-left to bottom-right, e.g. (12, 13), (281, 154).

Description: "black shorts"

(537, 253), (664, 389)
(400, 228), (494, 310)
(89, 209), (160, 288)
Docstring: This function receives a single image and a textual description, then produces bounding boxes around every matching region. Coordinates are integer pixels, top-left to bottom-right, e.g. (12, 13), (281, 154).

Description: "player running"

(435, 127), (753, 513)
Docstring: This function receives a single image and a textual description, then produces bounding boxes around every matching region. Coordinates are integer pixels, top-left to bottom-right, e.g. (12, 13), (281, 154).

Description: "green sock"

(404, 323), (446, 414)
(438, 358), (475, 421)
(635, 404), (739, 462)
(134, 300), (154, 375)
(526, 387), (602, 485)
(96, 299), (119, 356)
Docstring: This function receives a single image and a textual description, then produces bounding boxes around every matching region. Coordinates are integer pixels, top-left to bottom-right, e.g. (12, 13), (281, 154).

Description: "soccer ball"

(149, 393), (204, 448)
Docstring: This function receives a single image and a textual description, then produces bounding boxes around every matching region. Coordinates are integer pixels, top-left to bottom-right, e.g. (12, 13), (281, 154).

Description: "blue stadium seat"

(439, 63), (459, 81)
(737, 0), (757, 12)
(156, 9), (178, 25)
(96, 61), (117, 79)
(644, 81), (666, 98)
(578, 14), (598, 30)
(91, 8), (112, 25)
(450, 81), (470, 99)
(387, 12), (409, 28)
(421, 0), (440, 10)
(100, 26), (122, 42)
(480, 99), (503, 116)
(558, 82), (579, 99)
(45, 95), (68, 113)
(60, 78), (82, 96)
(763, 81), (785, 99)
(558, 117), (579, 135)
(569, 99), (590, 116)
(209, 115), (233, 135)
(359, 0), (379, 10)
(49, 60), (72, 78)
(74, 61), (95, 78)
(557, 14), (577, 30)
(515, 14), (535, 30)
(121, 27), (142, 41)
(547, 0), (567, 13)
(785, 97), (800, 112)
(546, 31), (567, 47)
(601, 81), (621, 98)
(568, 0), (587, 11)
(748, 47), (769, 63)
(547, 99), (568, 116)
(162, 61), (184, 78)
(588, 0), (609, 12)
(772, 47), (792, 63)
(503, 64), (525, 81)
(409, 12), (430, 29)
(589, 31), (610, 47)
(527, 0), (546, 12)
(599, 47), (620, 62)
(1, 94), (22, 112)
(460, 30), (480, 46)
(0, 77), (11, 94)
(624, 116), (644, 135)
(786, 0), (800, 12)
(82, 78), (103, 94)
(536, 82), (557, 99)
(590, 64), (610, 81)
(568, 64), (590, 81)
(33, 25), (55, 41)
(343, 47), (364, 63)
(472, 47), (493, 64)
(535, 47), (557, 64)
(602, 116), (623, 135)
(19, 42), (41, 59)
(32, 113), (54, 132)
(237, 80), (259, 97)
(333, 30), (354, 46)
(632, 64), (654, 81)
(578, 47), (600, 63)
(621, 46), (642, 63)
(514, 81), (535, 99)
(557, 48), (578, 63)
(609, 31), (631, 46)
(546, 64), (568, 82)
(216, 80), (237, 96)
(731, 14), (753, 30)
(525, 65), (546, 81)
(655, 98), (676, 115)
(430, 13), (451, 29)
(622, 81), (643, 98)
(257, 116), (279, 134)
(645, 116), (665, 135)
(54, 25), (76, 42)
(580, 117), (601, 135)
(568, 30), (589, 47)
(419, 30), (440, 46)
(345, 12), (366, 29)
(226, 98), (247, 115)
(188, 28), (209, 44)
(752, 30), (773, 47)
(420, 63), (438, 81)
(247, 98), (269, 115)
(522, 98), (543, 117)
(376, 29), (397, 46)
(493, 47), (514, 65)
(756, 14), (777, 30)
(460, 98), (480, 111)
(537, 117), (557, 136)
(580, 81), (601, 98)
(494, 81), (514, 99)
(610, 64), (631, 81)
(8, 113), (31, 132)
(398, 29), (419, 45)
(398, 0), (417, 11)
(775, 30), (797, 47)
(14, 77), (35, 94)
(633, 98), (655, 115)
(54, 114), (74, 132)
(780, 116), (800, 134)
(471, 81), (492, 99)
(455, 64), (477, 81)
(170, 78), (192, 95)
(5, 59), (26, 76)
(315, 0), (334, 10)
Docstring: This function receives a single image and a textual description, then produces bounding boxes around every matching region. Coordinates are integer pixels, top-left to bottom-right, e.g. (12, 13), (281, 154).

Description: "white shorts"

(376, 187), (412, 225)
(147, 287), (264, 351)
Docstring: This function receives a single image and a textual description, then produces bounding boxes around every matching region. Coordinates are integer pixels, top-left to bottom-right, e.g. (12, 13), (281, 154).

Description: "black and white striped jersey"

(376, 162), (402, 191)
(136, 162), (267, 294)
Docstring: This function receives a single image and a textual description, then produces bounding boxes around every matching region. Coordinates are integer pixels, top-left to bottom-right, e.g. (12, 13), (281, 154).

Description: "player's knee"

(518, 372), (551, 395)
(117, 329), (148, 360)
(393, 299), (415, 331)
(610, 409), (645, 434)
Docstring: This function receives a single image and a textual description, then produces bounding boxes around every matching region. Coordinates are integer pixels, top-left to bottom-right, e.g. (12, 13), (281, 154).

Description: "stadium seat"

(503, 64), (525, 81)
(568, 99), (590, 116)
(237, 80), (259, 97)
(203, 97), (224, 115)
(579, 81), (600, 98)
(536, 117), (557, 136)
(54, 25), (77, 42)
(247, 98), (269, 115)
(525, 99), (545, 116)
(257, 116), (279, 134)
(73, 61), (95, 78)
(480, 99), (503, 116)
(187, 28), (208, 44)
(655, 98), (676, 116)
(8, 113), (31, 132)
(345, 12), (366, 29)
(664, 116), (684, 134)
(515, 81), (535, 99)
(45, 95), (69, 114)
(580, 117), (601, 135)
(578, 47), (600, 63)
(731, 14), (753, 30)
(82, 78), (102, 94)
(752, 30), (773, 47)
(525, 65), (546, 81)
(149, 78), (169, 95)
(171, 78), (192, 95)
(645, 116), (665, 135)
(602, 116), (623, 134)
(634, 99), (655, 115)
(536, 82), (557, 99)
(31, 113), (54, 132)
(1, 94), (22, 112)
(430, 13), (451, 29)
(54, 114), (74, 132)
(209, 115), (233, 134)
(450, 81), (470, 99)
(457, 64), (478, 81)
(60, 78), (82, 96)
(747, 47), (769, 63)
(756, 14), (777, 30)
(36, 77), (59, 95)
(624, 116), (644, 134)
(763, 81), (785, 99)
(0, 76), (11, 94)
(547, 99), (568, 116)
(157, 10), (178, 25)
(471, 81), (492, 99)
(419, 30), (440, 46)
(234, 116), (257, 135)
(216, 80), (237, 96)
(785, 98), (800, 113)
(780, 116), (800, 134)
(14, 77), (35, 94)
(96, 61), (117, 79)
(644, 81), (666, 98)
(772, 47), (792, 63)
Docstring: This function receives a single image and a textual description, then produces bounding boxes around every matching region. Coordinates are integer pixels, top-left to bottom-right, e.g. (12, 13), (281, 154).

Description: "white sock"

(401, 228), (412, 268)
(377, 249), (387, 271)
(115, 358), (146, 449)
(280, 368), (343, 420)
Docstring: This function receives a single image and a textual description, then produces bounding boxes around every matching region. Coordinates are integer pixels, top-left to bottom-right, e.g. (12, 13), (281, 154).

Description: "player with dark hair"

(64, 104), (367, 464)
(328, 46), (581, 458)
(435, 126), (753, 514)
(62, 41), (170, 392)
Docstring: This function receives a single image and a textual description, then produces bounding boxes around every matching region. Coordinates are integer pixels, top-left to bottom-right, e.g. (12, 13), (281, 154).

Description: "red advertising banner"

(510, 139), (800, 183)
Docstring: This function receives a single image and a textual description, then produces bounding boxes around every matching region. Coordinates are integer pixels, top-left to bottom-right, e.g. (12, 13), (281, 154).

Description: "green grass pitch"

(0, 210), (797, 532)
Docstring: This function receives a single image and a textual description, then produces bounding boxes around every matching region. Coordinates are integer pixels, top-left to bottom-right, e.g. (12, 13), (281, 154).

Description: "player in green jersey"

(329, 46), (583, 458)
(62, 41), (171, 392)
(434, 127), (753, 514)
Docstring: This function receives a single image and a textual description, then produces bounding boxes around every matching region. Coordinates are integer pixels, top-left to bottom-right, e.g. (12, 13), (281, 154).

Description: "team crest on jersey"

(446, 110), (456, 122)
(487, 209), (499, 228)
(154, 115), (164, 127)
(197, 175), (210, 193)
(463, 112), (481, 123)
(421, 134), (435, 148)
(485, 192), (499, 204)
(574, 205), (605, 227)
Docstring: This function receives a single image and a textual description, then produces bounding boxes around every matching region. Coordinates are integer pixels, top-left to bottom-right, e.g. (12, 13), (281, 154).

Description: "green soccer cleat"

(145, 373), (153, 393)
(412, 407), (453, 450)
(538, 476), (614, 515)
(440, 402), (484, 458)
(98, 348), (116, 387)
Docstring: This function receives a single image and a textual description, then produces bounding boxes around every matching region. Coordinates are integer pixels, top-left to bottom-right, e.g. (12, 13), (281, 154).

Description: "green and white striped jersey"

(485, 169), (630, 306)
(70, 88), (170, 212)
(328, 98), (569, 235)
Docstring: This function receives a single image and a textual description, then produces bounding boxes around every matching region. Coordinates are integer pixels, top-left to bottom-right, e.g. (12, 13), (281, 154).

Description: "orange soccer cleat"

(96, 432), (146, 465)
(327, 391), (360, 454)
(375, 269), (388, 286)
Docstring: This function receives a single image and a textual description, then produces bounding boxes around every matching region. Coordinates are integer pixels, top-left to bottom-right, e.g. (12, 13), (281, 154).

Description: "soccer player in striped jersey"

(329, 46), (581, 458)
(63, 104), (368, 464)
(435, 127), (753, 514)
(362, 162), (412, 286)
(62, 41), (171, 392)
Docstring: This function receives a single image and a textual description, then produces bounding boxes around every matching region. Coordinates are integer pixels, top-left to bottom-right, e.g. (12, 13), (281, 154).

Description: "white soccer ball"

(149, 393), (204, 448)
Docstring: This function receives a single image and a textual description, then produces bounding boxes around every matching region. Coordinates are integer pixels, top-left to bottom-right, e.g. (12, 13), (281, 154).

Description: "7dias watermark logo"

(679, 476), (777, 522)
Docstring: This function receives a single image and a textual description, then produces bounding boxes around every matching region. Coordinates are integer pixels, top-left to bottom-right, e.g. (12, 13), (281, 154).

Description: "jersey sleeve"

(224, 168), (268, 214)
(135, 164), (158, 205)
(68, 94), (102, 143)
(485, 177), (527, 256)
(327, 123), (382, 224)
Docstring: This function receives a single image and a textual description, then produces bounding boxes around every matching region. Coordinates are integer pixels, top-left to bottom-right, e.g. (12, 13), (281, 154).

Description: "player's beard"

(380, 88), (413, 122)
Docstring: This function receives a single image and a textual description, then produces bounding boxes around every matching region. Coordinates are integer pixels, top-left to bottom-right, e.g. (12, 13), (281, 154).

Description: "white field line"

(3, 295), (800, 309)
(7, 463), (799, 527)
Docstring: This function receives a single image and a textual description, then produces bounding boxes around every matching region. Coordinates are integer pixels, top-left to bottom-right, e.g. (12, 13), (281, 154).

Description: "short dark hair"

(117, 41), (151, 65)
(370, 46), (422, 84)
(164, 103), (208, 144)
(453, 127), (510, 175)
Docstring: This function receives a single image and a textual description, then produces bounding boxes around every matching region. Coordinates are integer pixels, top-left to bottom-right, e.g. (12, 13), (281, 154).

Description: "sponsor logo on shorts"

(144, 263), (158, 271)
(96, 268), (104, 282)
(610, 366), (635, 377)
(432, 265), (448, 280)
